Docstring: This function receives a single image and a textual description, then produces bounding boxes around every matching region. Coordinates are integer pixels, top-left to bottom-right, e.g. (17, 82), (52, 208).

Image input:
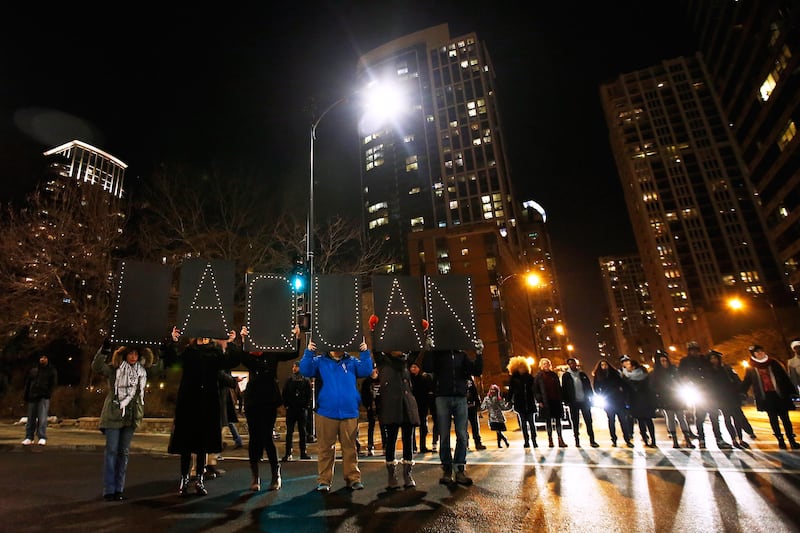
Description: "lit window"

(368, 217), (388, 229)
(778, 120), (796, 151)
(404, 134), (415, 143)
(367, 202), (388, 213)
(410, 216), (424, 226)
(461, 248), (469, 256)
(449, 200), (458, 209)
(405, 155), (418, 171)
(409, 187), (420, 195)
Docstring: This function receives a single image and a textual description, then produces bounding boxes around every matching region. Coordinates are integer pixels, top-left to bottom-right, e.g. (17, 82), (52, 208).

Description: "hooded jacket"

(422, 349), (484, 397)
(299, 348), (373, 420)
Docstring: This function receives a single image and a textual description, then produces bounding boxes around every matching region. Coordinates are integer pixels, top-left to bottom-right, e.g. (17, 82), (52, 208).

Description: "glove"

(475, 339), (484, 353)
(425, 336), (435, 349)
(101, 337), (112, 355)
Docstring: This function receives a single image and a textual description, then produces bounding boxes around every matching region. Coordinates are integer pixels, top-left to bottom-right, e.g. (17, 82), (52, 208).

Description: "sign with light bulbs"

(110, 260), (481, 352)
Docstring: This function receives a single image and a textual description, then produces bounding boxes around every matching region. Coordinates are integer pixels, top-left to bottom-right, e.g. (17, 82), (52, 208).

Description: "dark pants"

(568, 401), (595, 441)
(384, 423), (414, 462)
(284, 407), (307, 455)
(695, 407), (723, 440)
(415, 400), (438, 450)
(467, 406), (482, 445)
(246, 404), (279, 467)
(605, 407), (630, 443)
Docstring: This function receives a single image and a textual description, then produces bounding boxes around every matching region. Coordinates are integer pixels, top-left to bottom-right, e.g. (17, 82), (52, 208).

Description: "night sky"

(0, 2), (694, 359)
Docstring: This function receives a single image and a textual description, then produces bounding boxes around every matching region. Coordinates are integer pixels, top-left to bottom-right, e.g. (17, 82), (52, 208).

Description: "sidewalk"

(2, 407), (797, 456)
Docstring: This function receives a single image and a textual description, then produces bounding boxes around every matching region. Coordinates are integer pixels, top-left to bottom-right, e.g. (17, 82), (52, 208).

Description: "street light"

(497, 271), (544, 357)
(726, 296), (791, 357)
(306, 81), (408, 327)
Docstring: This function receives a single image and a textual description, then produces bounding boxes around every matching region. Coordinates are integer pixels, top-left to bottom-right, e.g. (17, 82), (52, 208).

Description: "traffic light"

(289, 258), (308, 294)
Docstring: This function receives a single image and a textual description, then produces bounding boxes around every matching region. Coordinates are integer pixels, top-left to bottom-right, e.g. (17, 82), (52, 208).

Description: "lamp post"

(497, 272), (542, 358)
(307, 97), (347, 323)
(727, 296), (792, 358)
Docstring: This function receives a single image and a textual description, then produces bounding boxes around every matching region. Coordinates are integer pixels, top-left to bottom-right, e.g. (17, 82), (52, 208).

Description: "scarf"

(115, 362), (147, 417)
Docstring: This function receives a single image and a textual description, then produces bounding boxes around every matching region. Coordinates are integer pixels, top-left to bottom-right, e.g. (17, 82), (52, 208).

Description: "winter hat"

(619, 354), (631, 363)
(790, 338), (800, 350)
(748, 345), (764, 355)
(654, 349), (669, 358)
(707, 350), (723, 362)
(686, 341), (700, 350)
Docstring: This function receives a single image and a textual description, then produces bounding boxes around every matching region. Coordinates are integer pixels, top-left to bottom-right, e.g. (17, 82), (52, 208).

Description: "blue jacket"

(299, 349), (373, 420)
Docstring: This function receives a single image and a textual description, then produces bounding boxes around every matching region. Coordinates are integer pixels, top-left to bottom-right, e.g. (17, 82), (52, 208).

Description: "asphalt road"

(2, 427), (800, 532)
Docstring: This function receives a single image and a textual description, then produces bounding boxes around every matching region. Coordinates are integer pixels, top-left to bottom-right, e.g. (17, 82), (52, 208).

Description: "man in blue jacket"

(422, 338), (483, 486)
(300, 338), (373, 493)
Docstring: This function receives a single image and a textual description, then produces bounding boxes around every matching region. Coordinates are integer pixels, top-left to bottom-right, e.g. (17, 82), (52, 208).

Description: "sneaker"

(367, 448), (375, 457)
(438, 472), (453, 485)
(37, 439), (46, 446)
(300, 453), (312, 460)
(316, 483), (330, 492)
(739, 440), (751, 449)
(22, 439), (32, 446)
(281, 454), (293, 462)
(349, 481), (365, 490)
(454, 471), (473, 486)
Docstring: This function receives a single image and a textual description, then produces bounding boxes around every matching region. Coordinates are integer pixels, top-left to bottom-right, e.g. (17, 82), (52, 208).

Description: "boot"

(402, 460), (416, 488)
(682, 431), (696, 449)
(386, 462), (401, 489)
(503, 435), (509, 447)
(716, 438), (732, 450)
(671, 433), (680, 449)
(178, 475), (191, 497)
(281, 448), (292, 462)
(269, 463), (282, 491)
(249, 462), (260, 492)
(474, 440), (487, 450)
(195, 475), (208, 496)
(531, 436), (538, 448)
(789, 438), (800, 450)
(574, 435), (581, 448)
(557, 436), (567, 448)
(548, 435), (554, 448)
(497, 435), (503, 448)
(777, 435), (787, 449)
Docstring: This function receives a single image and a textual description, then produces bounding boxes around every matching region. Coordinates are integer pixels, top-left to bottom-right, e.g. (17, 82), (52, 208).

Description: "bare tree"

(0, 180), (127, 377)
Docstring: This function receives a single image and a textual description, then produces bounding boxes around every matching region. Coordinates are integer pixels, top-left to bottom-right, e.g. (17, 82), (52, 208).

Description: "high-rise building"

(683, 2), (800, 296)
(356, 25), (566, 379)
(356, 24), (522, 271)
(599, 254), (661, 361)
(600, 55), (787, 349)
(43, 139), (126, 199)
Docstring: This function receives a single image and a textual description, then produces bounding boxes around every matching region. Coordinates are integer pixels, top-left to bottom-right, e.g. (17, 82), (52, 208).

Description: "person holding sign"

(166, 327), (242, 497)
(422, 338), (484, 486)
(299, 338), (373, 493)
(239, 325), (301, 492)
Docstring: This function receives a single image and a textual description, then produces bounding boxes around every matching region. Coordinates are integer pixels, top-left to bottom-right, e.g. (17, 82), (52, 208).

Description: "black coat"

(375, 352), (420, 426)
(282, 374), (312, 413)
(168, 342), (241, 455)
(23, 362), (57, 402)
(621, 368), (655, 419)
(741, 358), (796, 412)
(422, 349), (484, 397)
(240, 346), (298, 409)
(593, 368), (628, 412)
(649, 364), (685, 411)
(508, 371), (537, 415)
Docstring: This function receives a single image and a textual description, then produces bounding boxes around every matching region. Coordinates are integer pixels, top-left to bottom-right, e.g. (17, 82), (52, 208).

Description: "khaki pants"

(316, 414), (360, 486)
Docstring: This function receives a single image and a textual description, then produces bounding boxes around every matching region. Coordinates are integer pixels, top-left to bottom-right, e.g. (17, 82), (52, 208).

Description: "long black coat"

(508, 371), (537, 416)
(168, 342), (241, 455)
(375, 352), (420, 426)
(593, 368), (628, 412)
(240, 347), (298, 410)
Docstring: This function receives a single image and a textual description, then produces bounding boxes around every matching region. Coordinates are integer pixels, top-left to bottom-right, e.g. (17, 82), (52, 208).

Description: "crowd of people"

(20, 330), (800, 502)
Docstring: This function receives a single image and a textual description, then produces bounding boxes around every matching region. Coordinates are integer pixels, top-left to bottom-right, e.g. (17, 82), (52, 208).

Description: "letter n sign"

(425, 274), (479, 351)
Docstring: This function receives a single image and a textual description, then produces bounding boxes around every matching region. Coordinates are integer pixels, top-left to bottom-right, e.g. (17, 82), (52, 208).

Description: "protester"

(650, 350), (695, 448)
(92, 343), (154, 501)
(423, 338), (484, 486)
(409, 362), (436, 453)
(166, 327), (241, 497)
(561, 357), (599, 448)
(239, 326), (300, 491)
(592, 359), (632, 447)
(22, 353), (58, 446)
(466, 376), (487, 450)
(620, 356), (657, 447)
(300, 338), (373, 492)
(480, 384), (510, 448)
(360, 365), (383, 456)
(220, 369), (244, 449)
(374, 350), (420, 489)
(741, 345), (799, 449)
(534, 358), (566, 448)
(680, 341), (721, 449)
(789, 339), (800, 397)
(507, 356), (537, 448)
(282, 360), (312, 462)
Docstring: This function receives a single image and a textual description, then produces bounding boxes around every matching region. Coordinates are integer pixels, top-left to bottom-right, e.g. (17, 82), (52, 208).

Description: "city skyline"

(0, 3), (693, 357)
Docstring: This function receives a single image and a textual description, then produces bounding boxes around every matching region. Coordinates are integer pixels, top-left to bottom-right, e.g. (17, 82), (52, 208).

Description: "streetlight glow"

(525, 272), (542, 288)
(554, 324), (565, 336)
(727, 297), (744, 311)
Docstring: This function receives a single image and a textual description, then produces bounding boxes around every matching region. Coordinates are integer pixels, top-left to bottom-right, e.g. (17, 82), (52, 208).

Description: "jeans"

(25, 399), (50, 440)
(435, 396), (468, 472)
(517, 411), (536, 445)
(104, 426), (135, 495)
